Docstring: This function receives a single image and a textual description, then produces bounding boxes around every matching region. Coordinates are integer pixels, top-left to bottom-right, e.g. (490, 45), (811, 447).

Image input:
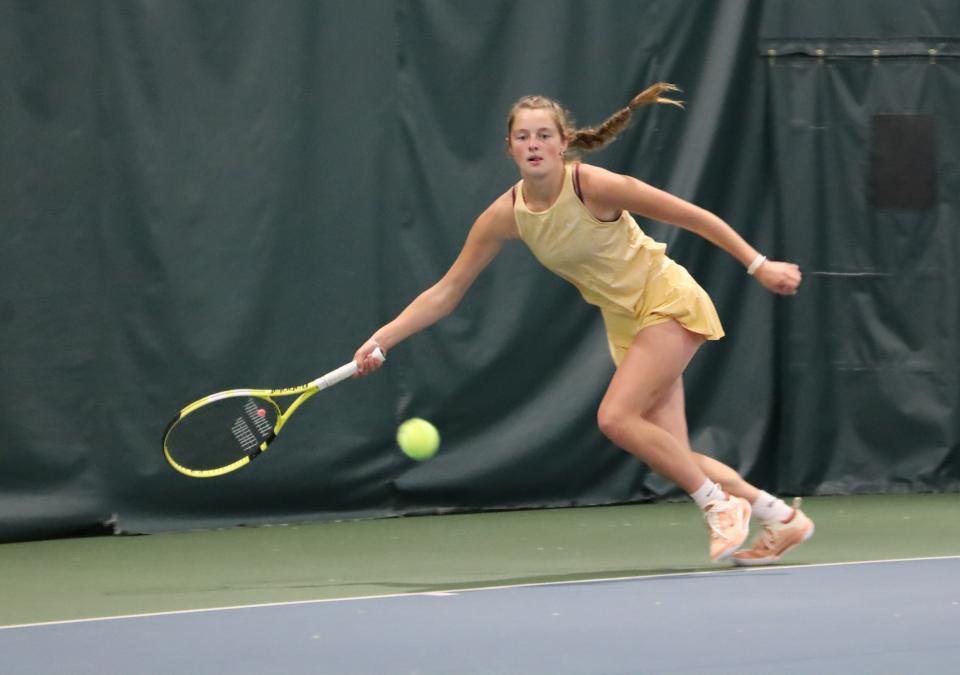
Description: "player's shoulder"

(482, 186), (518, 218)
(575, 162), (623, 186)
(473, 187), (520, 240)
(576, 162), (638, 198)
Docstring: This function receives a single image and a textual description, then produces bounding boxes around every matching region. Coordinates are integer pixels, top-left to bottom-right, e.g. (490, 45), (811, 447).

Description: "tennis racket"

(161, 348), (384, 478)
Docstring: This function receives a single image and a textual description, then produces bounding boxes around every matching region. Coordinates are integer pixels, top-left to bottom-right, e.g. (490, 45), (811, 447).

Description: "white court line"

(1, 554), (957, 631)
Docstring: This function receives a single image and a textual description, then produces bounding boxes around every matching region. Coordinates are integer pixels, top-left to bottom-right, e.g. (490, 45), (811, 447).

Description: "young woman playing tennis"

(354, 83), (814, 564)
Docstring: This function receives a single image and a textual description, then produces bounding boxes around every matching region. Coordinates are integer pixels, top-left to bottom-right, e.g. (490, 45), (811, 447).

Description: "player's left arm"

(578, 164), (801, 296)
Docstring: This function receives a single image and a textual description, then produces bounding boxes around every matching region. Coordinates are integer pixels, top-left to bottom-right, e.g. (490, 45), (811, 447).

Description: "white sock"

(690, 479), (725, 509)
(752, 490), (794, 522)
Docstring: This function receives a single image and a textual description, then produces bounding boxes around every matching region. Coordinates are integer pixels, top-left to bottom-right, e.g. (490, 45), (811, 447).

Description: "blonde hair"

(506, 83), (683, 156)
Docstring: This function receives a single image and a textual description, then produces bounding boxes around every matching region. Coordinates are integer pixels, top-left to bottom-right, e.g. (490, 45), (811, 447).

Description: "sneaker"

(733, 498), (815, 566)
(704, 494), (752, 561)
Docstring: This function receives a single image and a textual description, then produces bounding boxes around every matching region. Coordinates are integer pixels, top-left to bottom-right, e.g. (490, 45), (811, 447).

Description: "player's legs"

(640, 365), (815, 565)
(598, 319), (751, 561)
(643, 378), (759, 503)
(596, 320), (707, 493)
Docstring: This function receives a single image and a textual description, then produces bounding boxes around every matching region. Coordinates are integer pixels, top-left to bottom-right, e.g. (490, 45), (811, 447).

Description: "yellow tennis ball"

(396, 418), (440, 461)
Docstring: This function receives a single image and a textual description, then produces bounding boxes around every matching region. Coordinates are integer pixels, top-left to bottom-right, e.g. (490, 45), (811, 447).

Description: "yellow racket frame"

(162, 349), (383, 478)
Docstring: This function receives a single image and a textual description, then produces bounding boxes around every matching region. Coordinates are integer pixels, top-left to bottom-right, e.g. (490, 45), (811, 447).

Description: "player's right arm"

(354, 190), (518, 373)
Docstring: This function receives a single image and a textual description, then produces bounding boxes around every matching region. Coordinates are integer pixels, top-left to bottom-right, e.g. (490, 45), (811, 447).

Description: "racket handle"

(310, 347), (385, 391)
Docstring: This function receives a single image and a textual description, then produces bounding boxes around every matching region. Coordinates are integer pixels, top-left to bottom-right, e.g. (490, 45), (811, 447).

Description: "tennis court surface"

(2, 494), (958, 673)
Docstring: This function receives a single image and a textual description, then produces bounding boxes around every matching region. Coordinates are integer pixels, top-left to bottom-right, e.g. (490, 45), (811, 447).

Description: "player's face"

(507, 108), (569, 177)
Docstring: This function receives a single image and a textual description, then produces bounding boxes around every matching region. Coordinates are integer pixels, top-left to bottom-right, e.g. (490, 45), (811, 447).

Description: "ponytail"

(568, 83), (683, 154)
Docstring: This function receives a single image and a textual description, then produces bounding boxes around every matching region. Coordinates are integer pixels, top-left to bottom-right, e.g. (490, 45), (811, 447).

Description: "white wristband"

(747, 254), (767, 275)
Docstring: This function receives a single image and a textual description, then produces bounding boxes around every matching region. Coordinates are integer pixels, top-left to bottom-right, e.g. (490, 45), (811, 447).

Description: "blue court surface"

(2, 556), (957, 674)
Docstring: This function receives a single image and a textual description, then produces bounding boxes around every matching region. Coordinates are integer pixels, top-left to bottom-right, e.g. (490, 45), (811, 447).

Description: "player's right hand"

(353, 339), (386, 376)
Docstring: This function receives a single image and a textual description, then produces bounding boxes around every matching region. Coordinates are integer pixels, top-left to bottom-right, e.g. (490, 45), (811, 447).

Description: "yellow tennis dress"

(513, 164), (724, 366)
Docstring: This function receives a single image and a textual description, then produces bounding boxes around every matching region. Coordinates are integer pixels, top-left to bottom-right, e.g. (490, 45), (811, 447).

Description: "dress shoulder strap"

(573, 163), (584, 203)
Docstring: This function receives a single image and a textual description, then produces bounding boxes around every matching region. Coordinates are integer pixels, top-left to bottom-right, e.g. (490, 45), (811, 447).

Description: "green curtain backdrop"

(1, 0), (957, 542)
(761, 1), (960, 494)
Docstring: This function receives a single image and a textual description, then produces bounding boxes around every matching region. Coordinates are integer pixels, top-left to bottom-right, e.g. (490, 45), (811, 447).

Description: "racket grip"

(310, 348), (385, 391)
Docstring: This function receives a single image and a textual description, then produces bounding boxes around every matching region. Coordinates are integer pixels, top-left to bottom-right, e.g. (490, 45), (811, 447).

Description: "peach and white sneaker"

(733, 498), (815, 566)
(704, 494), (752, 561)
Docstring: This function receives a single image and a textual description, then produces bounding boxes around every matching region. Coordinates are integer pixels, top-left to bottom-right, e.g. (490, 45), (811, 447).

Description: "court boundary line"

(2, 554), (957, 631)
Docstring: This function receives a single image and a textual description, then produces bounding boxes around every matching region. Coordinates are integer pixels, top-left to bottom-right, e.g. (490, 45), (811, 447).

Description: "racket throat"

(249, 431), (276, 461)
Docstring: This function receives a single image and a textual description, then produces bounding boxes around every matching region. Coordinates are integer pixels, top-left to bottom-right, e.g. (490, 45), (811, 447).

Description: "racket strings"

(232, 398), (274, 451)
(165, 396), (278, 471)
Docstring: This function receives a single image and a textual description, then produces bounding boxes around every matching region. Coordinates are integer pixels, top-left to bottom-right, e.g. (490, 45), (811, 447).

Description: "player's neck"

(521, 165), (565, 210)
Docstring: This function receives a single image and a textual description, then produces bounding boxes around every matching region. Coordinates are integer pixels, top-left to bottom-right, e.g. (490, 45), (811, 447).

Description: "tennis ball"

(396, 418), (440, 461)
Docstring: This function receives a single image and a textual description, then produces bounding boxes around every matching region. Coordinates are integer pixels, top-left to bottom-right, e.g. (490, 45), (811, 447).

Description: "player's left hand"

(754, 260), (802, 296)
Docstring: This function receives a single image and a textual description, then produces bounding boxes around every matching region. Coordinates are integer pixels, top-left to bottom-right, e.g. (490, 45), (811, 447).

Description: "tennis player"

(354, 83), (814, 564)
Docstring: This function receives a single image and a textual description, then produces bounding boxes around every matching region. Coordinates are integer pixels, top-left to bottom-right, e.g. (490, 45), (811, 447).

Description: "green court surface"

(1, 493), (957, 627)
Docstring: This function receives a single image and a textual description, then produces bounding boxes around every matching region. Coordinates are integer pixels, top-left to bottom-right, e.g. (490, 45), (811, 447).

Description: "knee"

(597, 398), (634, 446)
